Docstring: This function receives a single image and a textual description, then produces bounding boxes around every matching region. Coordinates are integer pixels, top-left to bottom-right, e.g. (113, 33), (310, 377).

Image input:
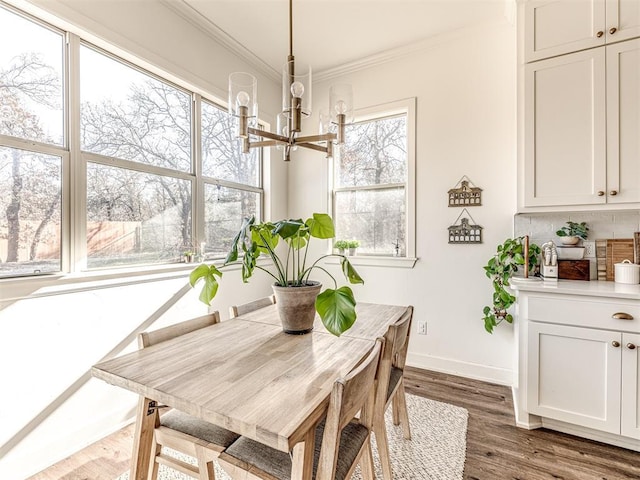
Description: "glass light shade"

(329, 84), (354, 124)
(282, 59), (312, 117)
(229, 72), (257, 118)
(318, 108), (334, 135)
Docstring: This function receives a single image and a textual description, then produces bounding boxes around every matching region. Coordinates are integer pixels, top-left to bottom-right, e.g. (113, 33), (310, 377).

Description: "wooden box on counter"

(558, 259), (590, 281)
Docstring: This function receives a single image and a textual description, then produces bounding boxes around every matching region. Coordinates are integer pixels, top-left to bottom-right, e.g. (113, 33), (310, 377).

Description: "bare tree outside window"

(0, 6), (64, 277)
(334, 114), (408, 256)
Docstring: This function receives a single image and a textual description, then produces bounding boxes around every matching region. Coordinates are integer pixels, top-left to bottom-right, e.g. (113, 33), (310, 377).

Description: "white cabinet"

(514, 284), (640, 451)
(525, 0), (640, 62)
(523, 38), (640, 207)
(528, 322), (622, 433)
(622, 333), (640, 438)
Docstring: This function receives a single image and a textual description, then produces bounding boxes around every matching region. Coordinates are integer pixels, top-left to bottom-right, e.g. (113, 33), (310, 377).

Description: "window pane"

(335, 188), (405, 256)
(86, 163), (192, 268)
(80, 46), (192, 172)
(202, 101), (259, 187)
(204, 184), (260, 258)
(0, 146), (62, 277)
(0, 6), (64, 145)
(337, 115), (407, 188)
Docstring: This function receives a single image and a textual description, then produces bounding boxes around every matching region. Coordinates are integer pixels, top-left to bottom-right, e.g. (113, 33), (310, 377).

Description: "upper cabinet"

(521, 1), (640, 210)
(525, 0), (640, 62)
(524, 39), (640, 207)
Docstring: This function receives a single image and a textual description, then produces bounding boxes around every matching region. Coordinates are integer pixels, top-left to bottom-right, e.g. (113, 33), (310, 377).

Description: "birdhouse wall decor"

(448, 208), (483, 244)
(448, 175), (482, 207)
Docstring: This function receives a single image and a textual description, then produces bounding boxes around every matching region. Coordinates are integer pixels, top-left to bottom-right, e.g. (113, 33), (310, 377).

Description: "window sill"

(0, 260), (245, 302)
(324, 256), (418, 268)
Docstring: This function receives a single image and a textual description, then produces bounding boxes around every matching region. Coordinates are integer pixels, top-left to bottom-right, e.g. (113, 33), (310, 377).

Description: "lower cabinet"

(516, 287), (640, 450)
(622, 333), (640, 438)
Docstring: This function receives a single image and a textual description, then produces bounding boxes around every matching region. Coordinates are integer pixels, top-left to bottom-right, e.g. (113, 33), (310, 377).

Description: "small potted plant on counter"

(556, 221), (589, 245)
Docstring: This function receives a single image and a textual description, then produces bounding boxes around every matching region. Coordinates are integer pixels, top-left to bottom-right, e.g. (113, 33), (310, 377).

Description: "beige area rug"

(117, 394), (468, 480)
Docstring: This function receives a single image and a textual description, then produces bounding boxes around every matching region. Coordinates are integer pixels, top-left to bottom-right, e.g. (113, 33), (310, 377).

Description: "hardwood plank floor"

(28, 368), (640, 480)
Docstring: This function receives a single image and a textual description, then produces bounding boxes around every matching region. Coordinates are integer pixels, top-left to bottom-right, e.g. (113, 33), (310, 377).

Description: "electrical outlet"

(417, 320), (427, 335)
(584, 240), (596, 258)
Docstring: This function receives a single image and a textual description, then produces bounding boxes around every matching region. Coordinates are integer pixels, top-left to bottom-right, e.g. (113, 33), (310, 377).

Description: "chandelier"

(228, 0), (353, 161)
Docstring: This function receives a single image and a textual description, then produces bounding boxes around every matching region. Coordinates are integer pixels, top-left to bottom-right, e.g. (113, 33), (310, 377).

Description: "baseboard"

(406, 352), (513, 386)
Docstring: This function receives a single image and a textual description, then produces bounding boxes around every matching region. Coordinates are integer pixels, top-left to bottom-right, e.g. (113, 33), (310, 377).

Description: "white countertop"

(509, 278), (640, 300)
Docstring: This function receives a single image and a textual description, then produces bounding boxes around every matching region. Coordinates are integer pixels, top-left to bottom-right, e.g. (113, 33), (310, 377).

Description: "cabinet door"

(527, 322), (622, 433)
(606, 0), (640, 43)
(606, 39), (640, 204)
(524, 49), (607, 207)
(621, 333), (640, 438)
(525, 0), (606, 62)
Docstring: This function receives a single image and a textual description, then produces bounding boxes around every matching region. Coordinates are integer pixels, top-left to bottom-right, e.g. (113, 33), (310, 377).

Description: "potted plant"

(189, 213), (364, 336)
(347, 240), (360, 256)
(183, 250), (195, 263)
(556, 221), (589, 245)
(334, 239), (349, 255)
(482, 236), (541, 334)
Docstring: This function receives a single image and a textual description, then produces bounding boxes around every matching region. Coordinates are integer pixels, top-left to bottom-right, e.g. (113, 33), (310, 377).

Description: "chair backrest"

(316, 338), (383, 479)
(229, 295), (275, 318)
(374, 306), (413, 411)
(138, 311), (221, 348)
(390, 305), (413, 370)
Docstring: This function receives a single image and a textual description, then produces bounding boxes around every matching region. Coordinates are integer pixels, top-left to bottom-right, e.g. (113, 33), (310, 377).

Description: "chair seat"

(386, 366), (403, 402)
(161, 409), (240, 447)
(224, 420), (369, 480)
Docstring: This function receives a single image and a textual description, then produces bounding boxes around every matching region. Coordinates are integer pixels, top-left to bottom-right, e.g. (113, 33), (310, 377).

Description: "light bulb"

(290, 81), (305, 98)
(236, 91), (250, 107)
(334, 100), (348, 115)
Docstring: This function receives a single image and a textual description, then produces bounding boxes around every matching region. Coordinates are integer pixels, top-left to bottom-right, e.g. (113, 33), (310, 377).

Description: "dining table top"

(91, 302), (409, 453)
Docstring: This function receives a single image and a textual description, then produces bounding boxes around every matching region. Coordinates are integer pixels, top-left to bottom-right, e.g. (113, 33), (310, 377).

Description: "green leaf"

(189, 264), (223, 305)
(341, 257), (364, 284)
(287, 235), (307, 250)
(252, 225), (278, 254)
(273, 219), (304, 239)
(306, 213), (335, 239)
(315, 286), (357, 336)
(225, 216), (255, 264)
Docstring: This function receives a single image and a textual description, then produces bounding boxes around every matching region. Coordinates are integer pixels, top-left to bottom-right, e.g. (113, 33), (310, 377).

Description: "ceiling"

(170, 0), (510, 79)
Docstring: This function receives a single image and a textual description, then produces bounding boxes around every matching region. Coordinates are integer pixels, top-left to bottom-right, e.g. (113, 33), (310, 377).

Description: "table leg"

(290, 427), (315, 480)
(129, 396), (158, 480)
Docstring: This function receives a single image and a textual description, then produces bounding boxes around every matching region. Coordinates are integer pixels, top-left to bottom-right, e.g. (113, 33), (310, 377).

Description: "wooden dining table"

(91, 302), (409, 480)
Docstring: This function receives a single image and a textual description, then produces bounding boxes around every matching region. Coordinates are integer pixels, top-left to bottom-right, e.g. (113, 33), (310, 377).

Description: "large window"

(0, 4), (263, 278)
(332, 99), (415, 259)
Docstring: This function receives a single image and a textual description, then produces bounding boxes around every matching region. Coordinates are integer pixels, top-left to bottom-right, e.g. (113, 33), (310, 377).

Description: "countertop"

(509, 278), (640, 300)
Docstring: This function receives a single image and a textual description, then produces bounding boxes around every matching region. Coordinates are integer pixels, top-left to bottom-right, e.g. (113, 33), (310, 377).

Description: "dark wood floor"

(30, 367), (640, 480)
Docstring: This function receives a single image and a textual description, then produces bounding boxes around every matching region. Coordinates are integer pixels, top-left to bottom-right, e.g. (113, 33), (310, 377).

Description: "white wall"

(289, 20), (519, 385)
(0, 1), (284, 478)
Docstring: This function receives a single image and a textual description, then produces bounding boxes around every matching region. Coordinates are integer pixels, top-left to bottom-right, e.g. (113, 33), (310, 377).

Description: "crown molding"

(315, 18), (510, 83)
(159, 0), (280, 82)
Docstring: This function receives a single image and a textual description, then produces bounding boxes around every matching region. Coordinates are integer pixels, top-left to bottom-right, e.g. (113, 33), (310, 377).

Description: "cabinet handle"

(612, 312), (634, 320)
(612, 341), (621, 347)
(628, 343), (637, 350)
(609, 190), (618, 196)
(597, 191), (605, 196)
(609, 27), (617, 34)
(596, 30), (604, 38)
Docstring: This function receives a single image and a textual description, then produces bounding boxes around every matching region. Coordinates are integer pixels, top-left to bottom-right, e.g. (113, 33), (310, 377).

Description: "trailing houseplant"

(482, 236), (541, 334)
(189, 213), (364, 336)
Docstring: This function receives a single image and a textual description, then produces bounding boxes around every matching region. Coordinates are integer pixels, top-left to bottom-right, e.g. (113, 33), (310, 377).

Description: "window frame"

(0, 4), (264, 281)
(329, 97), (417, 268)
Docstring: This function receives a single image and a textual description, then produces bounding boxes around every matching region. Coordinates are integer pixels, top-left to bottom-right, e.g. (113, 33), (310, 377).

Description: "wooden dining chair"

(138, 312), (240, 480)
(373, 305), (414, 480)
(217, 338), (384, 480)
(229, 294), (276, 318)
